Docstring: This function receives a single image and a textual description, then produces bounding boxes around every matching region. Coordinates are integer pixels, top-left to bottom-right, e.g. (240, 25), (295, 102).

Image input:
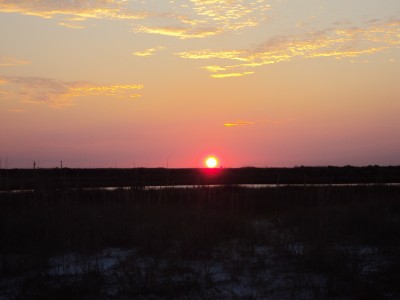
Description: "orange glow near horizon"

(205, 156), (218, 168)
(1, 1), (400, 168)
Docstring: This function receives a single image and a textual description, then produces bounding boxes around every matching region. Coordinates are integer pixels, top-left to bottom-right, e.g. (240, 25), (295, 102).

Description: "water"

(1, 183), (399, 194)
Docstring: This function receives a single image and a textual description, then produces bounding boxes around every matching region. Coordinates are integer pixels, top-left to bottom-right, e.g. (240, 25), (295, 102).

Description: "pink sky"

(1, 0), (400, 168)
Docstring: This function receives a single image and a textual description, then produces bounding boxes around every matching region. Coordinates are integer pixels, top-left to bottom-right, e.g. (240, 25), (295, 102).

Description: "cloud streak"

(224, 120), (255, 127)
(133, 46), (166, 57)
(133, 25), (222, 39)
(0, 56), (31, 66)
(212, 71), (254, 78)
(177, 19), (400, 77)
(7, 108), (25, 113)
(133, 0), (271, 39)
(0, 75), (144, 108)
(0, 0), (145, 27)
(0, 0), (270, 34)
(223, 118), (293, 127)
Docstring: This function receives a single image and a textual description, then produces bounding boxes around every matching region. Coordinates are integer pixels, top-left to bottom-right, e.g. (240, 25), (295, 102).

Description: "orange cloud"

(179, 49), (249, 61)
(133, 46), (166, 57)
(71, 85), (143, 98)
(224, 120), (255, 127)
(307, 47), (386, 59)
(57, 22), (86, 29)
(0, 0), (145, 27)
(224, 118), (293, 127)
(1, 0), (270, 34)
(212, 71), (254, 78)
(134, 25), (221, 39)
(178, 20), (400, 77)
(133, 0), (271, 39)
(0, 56), (31, 66)
(7, 108), (25, 113)
(0, 76), (144, 108)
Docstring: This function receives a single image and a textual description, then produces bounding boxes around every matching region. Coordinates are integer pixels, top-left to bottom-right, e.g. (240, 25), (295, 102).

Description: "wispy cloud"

(133, 46), (166, 57)
(224, 120), (255, 127)
(133, 25), (222, 39)
(0, 0), (145, 28)
(180, 50), (248, 61)
(224, 118), (293, 127)
(134, 0), (271, 39)
(0, 1), (270, 34)
(7, 108), (25, 113)
(0, 56), (31, 66)
(177, 19), (400, 77)
(0, 75), (144, 108)
(57, 22), (86, 29)
(212, 71), (254, 79)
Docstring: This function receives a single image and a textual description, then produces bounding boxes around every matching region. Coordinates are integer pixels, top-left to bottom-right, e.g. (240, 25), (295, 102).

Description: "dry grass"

(1, 185), (400, 299)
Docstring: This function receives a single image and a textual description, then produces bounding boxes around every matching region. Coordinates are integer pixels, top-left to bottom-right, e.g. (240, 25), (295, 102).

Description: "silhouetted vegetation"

(1, 183), (400, 299)
(1, 165), (400, 190)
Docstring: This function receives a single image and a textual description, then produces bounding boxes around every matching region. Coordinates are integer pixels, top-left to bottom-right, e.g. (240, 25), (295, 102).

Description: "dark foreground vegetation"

(1, 184), (400, 299)
(1, 165), (400, 190)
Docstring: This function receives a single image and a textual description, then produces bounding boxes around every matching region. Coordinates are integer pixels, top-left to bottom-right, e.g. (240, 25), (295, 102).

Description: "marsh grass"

(1, 185), (400, 299)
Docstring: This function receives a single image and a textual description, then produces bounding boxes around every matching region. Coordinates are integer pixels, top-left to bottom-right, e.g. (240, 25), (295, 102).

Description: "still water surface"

(1, 183), (399, 194)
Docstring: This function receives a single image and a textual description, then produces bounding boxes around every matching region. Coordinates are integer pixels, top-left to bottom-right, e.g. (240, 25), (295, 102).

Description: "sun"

(205, 156), (218, 168)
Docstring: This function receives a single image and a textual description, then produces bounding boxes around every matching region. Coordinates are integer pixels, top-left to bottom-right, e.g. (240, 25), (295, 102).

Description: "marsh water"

(1, 182), (399, 194)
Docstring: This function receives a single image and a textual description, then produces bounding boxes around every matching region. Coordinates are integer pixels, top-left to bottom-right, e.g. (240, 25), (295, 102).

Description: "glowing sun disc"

(205, 156), (218, 168)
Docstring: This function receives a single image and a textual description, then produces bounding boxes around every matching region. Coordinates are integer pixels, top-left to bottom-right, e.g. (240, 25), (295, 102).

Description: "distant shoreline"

(1, 165), (400, 190)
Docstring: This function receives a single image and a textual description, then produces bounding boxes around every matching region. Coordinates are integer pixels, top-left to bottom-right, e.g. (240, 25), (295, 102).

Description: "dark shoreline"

(1, 165), (400, 190)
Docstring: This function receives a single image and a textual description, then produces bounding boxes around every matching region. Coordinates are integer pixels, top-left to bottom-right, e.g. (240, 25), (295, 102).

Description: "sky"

(1, 0), (400, 168)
